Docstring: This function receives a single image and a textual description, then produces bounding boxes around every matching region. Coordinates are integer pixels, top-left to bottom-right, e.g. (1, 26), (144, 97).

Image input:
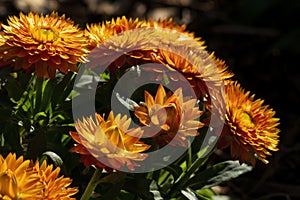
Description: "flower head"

(0, 153), (43, 200)
(0, 12), (90, 79)
(86, 16), (188, 46)
(87, 16), (146, 46)
(148, 46), (233, 100)
(32, 160), (78, 200)
(86, 26), (158, 72)
(70, 111), (150, 171)
(218, 81), (280, 166)
(86, 16), (232, 114)
(85, 17), (189, 72)
(134, 84), (204, 147)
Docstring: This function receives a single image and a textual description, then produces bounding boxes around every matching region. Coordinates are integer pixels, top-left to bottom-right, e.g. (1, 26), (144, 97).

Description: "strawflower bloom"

(32, 160), (78, 200)
(86, 16), (188, 46)
(69, 111), (150, 171)
(85, 17), (190, 71)
(0, 153), (43, 200)
(218, 81), (280, 166)
(134, 84), (204, 147)
(86, 26), (158, 71)
(86, 16), (232, 115)
(148, 46), (233, 100)
(0, 12), (90, 79)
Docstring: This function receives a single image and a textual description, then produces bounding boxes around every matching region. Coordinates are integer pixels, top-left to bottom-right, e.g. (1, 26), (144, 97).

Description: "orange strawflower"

(218, 81), (280, 166)
(0, 12), (90, 79)
(69, 111), (150, 171)
(134, 84), (204, 147)
(0, 153), (43, 200)
(86, 26), (158, 71)
(85, 17), (189, 71)
(32, 160), (78, 200)
(148, 46), (233, 100)
(86, 16), (232, 110)
(86, 16), (146, 46)
(86, 16), (188, 46)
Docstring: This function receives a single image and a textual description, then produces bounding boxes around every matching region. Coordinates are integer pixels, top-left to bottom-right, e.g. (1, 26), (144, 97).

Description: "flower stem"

(170, 145), (210, 197)
(80, 168), (103, 200)
(35, 77), (44, 113)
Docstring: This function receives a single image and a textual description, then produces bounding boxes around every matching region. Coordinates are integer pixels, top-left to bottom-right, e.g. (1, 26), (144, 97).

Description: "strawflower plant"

(0, 12), (280, 199)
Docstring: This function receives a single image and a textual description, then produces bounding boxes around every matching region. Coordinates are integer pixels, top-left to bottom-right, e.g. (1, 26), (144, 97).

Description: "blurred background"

(1, 0), (299, 199)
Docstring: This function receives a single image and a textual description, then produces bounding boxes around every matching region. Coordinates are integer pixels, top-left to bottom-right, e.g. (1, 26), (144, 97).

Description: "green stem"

(186, 140), (192, 169)
(170, 146), (210, 197)
(159, 171), (171, 186)
(35, 77), (44, 113)
(80, 168), (103, 200)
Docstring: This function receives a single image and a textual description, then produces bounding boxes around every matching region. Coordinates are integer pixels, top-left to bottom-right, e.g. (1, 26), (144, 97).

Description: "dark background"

(1, 0), (299, 199)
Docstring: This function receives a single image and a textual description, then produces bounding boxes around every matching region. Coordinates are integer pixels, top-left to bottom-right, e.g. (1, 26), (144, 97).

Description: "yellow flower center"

(31, 26), (58, 43)
(0, 170), (18, 199)
(239, 110), (255, 128)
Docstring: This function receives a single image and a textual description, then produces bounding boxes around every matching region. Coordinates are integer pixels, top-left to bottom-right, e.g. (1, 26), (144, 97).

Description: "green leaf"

(164, 164), (183, 181)
(51, 72), (75, 107)
(150, 180), (164, 200)
(197, 188), (215, 200)
(157, 169), (174, 193)
(115, 93), (138, 111)
(175, 145), (209, 189)
(42, 151), (63, 167)
(34, 78), (44, 113)
(181, 188), (198, 200)
(40, 79), (55, 111)
(186, 160), (252, 189)
(34, 112), (48, 121)
(212, 195), (238, 200)
(45, 141), (79, 175)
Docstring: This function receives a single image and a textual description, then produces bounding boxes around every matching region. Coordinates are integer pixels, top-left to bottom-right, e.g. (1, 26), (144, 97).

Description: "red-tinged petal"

(69, 131), (81, 143)
(28, 54), (41, 63)
(40, 52), (50, 61)
(50, 55), (61, 65)
(71, 145), (90, 155)
(35, 61), (48, 78)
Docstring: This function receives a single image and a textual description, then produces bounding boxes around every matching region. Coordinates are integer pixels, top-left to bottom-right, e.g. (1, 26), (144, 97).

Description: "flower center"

(239, 110), (255, 128)
(150, 104), (168, 125)
(31, 26), (58, 43)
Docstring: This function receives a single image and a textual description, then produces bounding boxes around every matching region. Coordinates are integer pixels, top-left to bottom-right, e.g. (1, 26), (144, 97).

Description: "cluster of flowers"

(0, 153), (77, 199)
(0, 12), (280, 198)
